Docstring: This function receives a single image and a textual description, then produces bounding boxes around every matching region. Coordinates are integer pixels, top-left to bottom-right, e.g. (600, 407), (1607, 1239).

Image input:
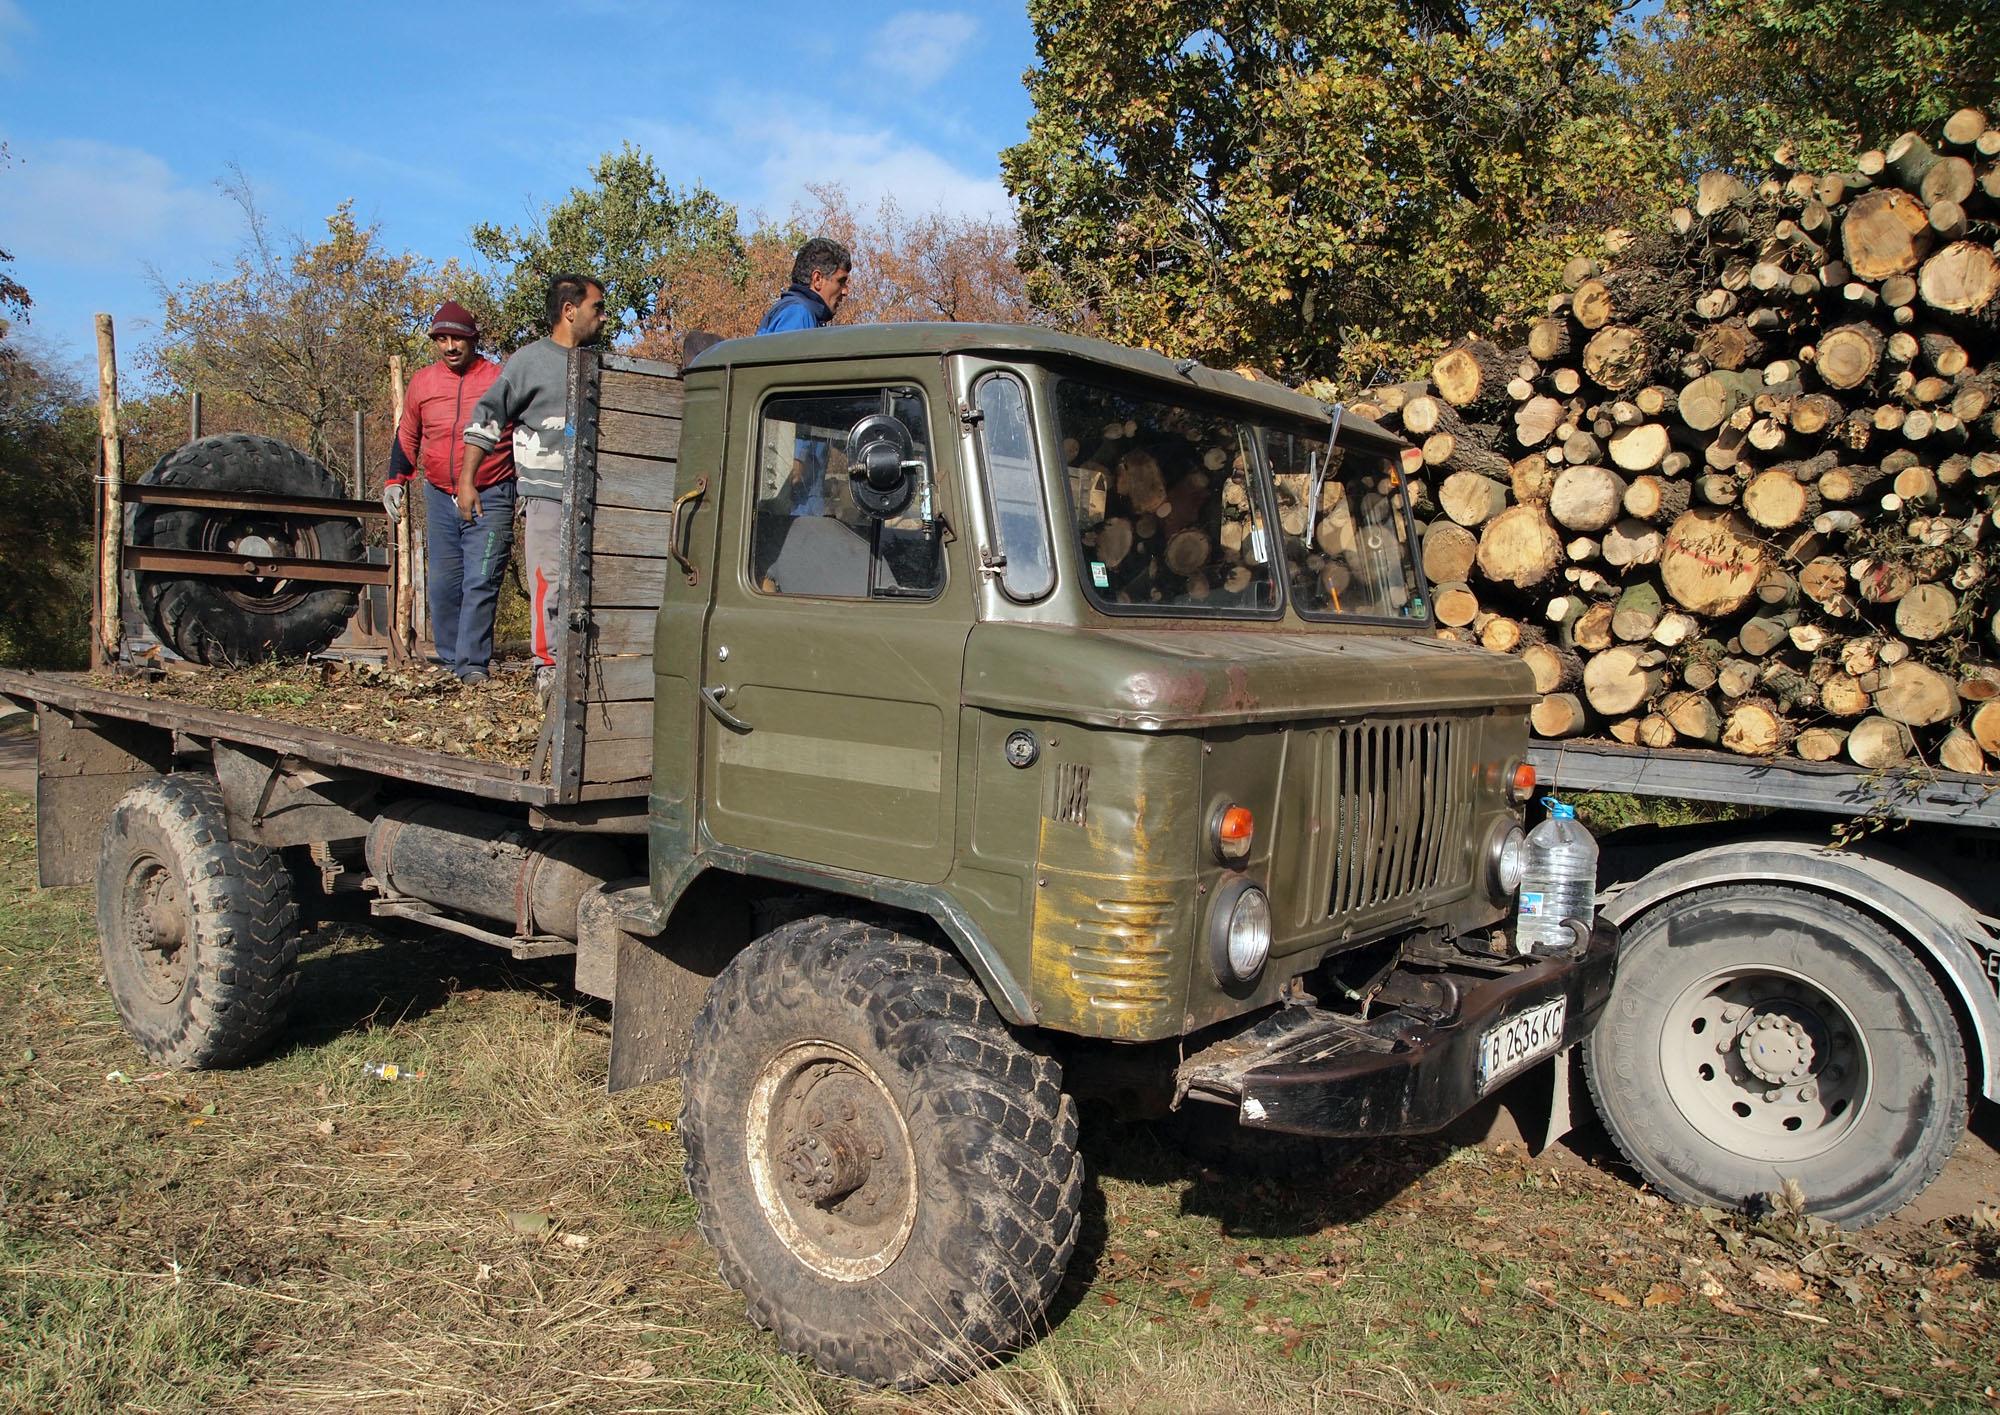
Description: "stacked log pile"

(1353, 111), (2000, 772)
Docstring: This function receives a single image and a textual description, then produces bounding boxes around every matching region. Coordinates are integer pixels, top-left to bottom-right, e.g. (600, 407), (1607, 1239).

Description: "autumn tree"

(0, 339), (98, 666)
(1002, 0), (1673, 386)
(148, 179), (484, 487)
(471, 144), (736, 349)
(1621, 0), (2000, 173)
(0, 144), (30, 350)
(638, 186), (1033, 358)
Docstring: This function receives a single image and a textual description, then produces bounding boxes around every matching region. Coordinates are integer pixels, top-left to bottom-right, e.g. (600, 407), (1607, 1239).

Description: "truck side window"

(972, 374), (1054, 601)
(751, 387), (942, 600)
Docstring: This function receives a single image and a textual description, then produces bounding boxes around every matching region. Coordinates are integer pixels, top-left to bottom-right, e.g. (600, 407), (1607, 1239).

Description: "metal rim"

(1657, 962), (1871, 1163)
(745, 1040), (919, 1282)
(199, 514), (323, 613)
(120, 852), (192, 1006)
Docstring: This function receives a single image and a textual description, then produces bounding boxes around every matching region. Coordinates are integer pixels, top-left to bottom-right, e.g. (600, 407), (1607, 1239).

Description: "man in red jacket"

(384, 301), (514, 683)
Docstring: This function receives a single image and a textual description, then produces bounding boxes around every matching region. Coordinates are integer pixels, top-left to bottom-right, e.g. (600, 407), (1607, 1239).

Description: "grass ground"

(3, 788), (1997, 1413)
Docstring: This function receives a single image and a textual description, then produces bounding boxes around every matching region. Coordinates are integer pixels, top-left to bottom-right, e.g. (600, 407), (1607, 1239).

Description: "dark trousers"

(423, 479), (515, 676)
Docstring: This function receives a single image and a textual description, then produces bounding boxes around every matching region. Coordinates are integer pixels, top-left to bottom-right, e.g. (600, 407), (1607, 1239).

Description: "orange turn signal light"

(1214, 804), (1255, 862)
(1509, 762), (1537, 802)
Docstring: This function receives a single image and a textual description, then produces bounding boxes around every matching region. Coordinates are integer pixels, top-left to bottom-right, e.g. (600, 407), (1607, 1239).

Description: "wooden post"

(350, 406), (365, 500)
(95, 314), (124, 668)
(388, 355), (415, 662)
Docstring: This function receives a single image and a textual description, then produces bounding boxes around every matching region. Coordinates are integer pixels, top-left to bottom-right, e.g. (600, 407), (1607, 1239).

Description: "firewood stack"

(1352, 110), (2000, 772)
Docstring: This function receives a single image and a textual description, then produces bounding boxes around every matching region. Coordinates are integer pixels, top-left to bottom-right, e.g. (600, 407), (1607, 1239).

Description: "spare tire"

(131, 434), (364, 665)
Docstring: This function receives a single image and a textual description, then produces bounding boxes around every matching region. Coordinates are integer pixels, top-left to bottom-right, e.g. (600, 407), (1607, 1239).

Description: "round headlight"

(1212, 883), (1272, 984)
(1492, 823), (1528, 895)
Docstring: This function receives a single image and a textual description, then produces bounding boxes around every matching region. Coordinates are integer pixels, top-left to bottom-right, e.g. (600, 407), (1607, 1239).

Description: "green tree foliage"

(0, 144), (30, 341)
(1003, 0), (1674, 385)
(149, 179), (482, 484)
(1622, 0), (2000, 172)
(471, 144), (735, 348)
(0, 343), (97, 667)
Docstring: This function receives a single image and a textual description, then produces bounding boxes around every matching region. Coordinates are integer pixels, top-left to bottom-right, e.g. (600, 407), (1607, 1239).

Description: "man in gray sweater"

(460, 274), (607, 691)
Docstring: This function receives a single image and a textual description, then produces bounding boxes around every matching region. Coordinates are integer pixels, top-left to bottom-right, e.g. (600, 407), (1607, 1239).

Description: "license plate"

(1477, 997), (1567, 1092)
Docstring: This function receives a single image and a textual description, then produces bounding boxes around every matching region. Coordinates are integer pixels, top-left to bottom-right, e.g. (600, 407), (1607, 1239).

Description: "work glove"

(382, 481), (406, 520)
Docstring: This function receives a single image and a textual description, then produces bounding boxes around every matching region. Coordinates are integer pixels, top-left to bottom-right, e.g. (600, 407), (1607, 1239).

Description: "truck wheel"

(1583, 883), (1966, 1227)
(680, 915), (1082, 1387)
(131, 434), (363, 665)
(97, 774), (302, 1068)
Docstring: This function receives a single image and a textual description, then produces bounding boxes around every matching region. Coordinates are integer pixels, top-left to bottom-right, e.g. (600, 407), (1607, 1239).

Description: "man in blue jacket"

(756, 237), (852, 333)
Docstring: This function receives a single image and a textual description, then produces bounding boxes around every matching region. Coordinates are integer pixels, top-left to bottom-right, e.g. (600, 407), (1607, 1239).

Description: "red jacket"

(387, 356), (513, 492)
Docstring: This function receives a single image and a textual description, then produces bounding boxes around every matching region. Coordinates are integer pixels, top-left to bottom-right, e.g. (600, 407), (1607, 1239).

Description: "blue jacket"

(756, 283), (833, 334)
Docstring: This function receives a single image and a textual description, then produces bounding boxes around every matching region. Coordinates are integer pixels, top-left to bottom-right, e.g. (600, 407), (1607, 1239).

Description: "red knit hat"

(429, 301), (479, 339)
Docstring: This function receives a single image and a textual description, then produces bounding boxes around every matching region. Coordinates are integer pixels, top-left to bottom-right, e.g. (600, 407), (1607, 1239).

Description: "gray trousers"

(523, 497), (562, 668)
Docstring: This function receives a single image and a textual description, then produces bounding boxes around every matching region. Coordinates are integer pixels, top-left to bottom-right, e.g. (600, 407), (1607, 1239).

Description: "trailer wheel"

(1583, 883), (1966, 1227)
(131, 434), (363, 665)
(97, 773), (302, 1068)
(680, 915), (1082, 1387)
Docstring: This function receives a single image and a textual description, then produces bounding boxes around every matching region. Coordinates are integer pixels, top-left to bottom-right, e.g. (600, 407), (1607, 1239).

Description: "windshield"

(1261, 425), (1429, 621)
(1057, 376), (1279, 613)
(1054, 374), (1426, 621)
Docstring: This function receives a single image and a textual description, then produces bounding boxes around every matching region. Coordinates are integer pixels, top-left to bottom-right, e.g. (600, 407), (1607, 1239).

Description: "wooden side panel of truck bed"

(539, 351), (681, 802)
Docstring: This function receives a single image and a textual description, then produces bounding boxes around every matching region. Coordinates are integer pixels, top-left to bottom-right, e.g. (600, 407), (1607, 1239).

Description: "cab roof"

(684, 322), (1406, 454)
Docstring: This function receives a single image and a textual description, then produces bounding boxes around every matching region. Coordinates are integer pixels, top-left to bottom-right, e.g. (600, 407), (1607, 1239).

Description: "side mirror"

(845, 413), (926, 520)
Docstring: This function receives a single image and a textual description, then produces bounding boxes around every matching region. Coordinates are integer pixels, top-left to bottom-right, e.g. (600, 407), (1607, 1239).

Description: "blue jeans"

(423, 479), (515, 677)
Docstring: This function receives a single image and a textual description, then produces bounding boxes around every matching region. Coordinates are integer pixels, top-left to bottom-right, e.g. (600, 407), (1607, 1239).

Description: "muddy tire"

(680, 915), (1082, 1387)
(1583, 883), (1966, 1228)
(96, 773), (302, 1068)
(131, 434), (362, 664)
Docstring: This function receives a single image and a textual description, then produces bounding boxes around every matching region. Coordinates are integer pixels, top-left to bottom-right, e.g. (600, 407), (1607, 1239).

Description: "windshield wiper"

(1303, 403), (1345, 554)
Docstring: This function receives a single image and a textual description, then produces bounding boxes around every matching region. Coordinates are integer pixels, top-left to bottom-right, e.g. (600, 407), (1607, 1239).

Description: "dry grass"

(4, 788), (1998, 1413)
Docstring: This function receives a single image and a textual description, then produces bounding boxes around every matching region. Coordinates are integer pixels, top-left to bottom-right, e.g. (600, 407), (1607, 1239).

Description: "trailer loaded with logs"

(1350, 109), (2000, 1229)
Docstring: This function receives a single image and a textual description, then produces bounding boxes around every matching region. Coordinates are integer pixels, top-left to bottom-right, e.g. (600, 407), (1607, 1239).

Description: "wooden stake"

(95, 313), (124, 667)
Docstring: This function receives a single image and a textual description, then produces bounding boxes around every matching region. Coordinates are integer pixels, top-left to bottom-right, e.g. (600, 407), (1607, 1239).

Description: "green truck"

(1, 324), (1615, 1386)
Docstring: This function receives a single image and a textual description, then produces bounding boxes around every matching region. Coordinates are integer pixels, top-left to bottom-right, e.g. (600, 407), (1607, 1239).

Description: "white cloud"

(0, 0), (27, 70)
(746, 109), (1009, 221)
(0, 139), (239, 272)
(872, 10), (979, 88)
(626, 104), (1009, 228)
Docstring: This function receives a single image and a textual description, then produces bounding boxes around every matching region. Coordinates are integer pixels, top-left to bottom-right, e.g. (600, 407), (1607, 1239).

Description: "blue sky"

(0, 0), (1036, 379)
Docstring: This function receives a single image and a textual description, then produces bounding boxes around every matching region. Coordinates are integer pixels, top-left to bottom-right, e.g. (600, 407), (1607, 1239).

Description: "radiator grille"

(1318, 717), (1475, 919)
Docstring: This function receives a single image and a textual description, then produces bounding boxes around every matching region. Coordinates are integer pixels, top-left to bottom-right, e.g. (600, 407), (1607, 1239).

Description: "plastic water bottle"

(1515, 799), (1598, 954)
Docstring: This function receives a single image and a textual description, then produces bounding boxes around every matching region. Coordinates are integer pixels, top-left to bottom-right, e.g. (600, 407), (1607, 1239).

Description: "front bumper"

(1176, 917), (1619, 1137)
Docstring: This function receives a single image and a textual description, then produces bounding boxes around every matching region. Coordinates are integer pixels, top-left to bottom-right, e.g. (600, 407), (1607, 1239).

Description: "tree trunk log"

(1841, 189), (1933, 280)
(1549, 465), (1627, 533)
(1475, 505), (1563, 588)
(1847, 714), (1915, 767)
(1583, 645), (1667, 715)
(1662, 508), (1769, 615)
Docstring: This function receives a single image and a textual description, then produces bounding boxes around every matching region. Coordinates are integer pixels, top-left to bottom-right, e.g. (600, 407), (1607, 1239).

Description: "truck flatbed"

(1529, 737), (2000, 829)
(0, 668), (548, 805)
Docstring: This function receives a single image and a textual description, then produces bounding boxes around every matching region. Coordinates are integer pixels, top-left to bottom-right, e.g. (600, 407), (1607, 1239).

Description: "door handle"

(668, 476), (707, 584)
(701, 684), (751, 732)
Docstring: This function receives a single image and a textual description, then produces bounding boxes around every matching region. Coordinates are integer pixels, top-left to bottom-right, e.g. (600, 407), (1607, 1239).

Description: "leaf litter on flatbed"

(90, 661), (544, 766)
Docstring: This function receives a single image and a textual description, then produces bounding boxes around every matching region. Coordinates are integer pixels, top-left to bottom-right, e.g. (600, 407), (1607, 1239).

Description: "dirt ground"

(3, 785), (1999, 1411)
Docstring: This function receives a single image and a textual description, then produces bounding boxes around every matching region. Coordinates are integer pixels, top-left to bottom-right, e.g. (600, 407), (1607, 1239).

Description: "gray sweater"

(464, 337), (571, 500)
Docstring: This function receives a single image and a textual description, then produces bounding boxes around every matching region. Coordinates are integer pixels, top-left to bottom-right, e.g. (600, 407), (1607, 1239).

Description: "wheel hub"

(1660, 964), (1869, 1164)
(746, 1041), (919, 1283)
(201, 515), (319, 612)
(1737, 1011), (1816, 1085)
(781, 1124), (872, 1206)
(122, 857), (193, 1004)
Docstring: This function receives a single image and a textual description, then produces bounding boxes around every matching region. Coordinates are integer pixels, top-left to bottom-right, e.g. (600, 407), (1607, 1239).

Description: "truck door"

(699, 362), (971, 885)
